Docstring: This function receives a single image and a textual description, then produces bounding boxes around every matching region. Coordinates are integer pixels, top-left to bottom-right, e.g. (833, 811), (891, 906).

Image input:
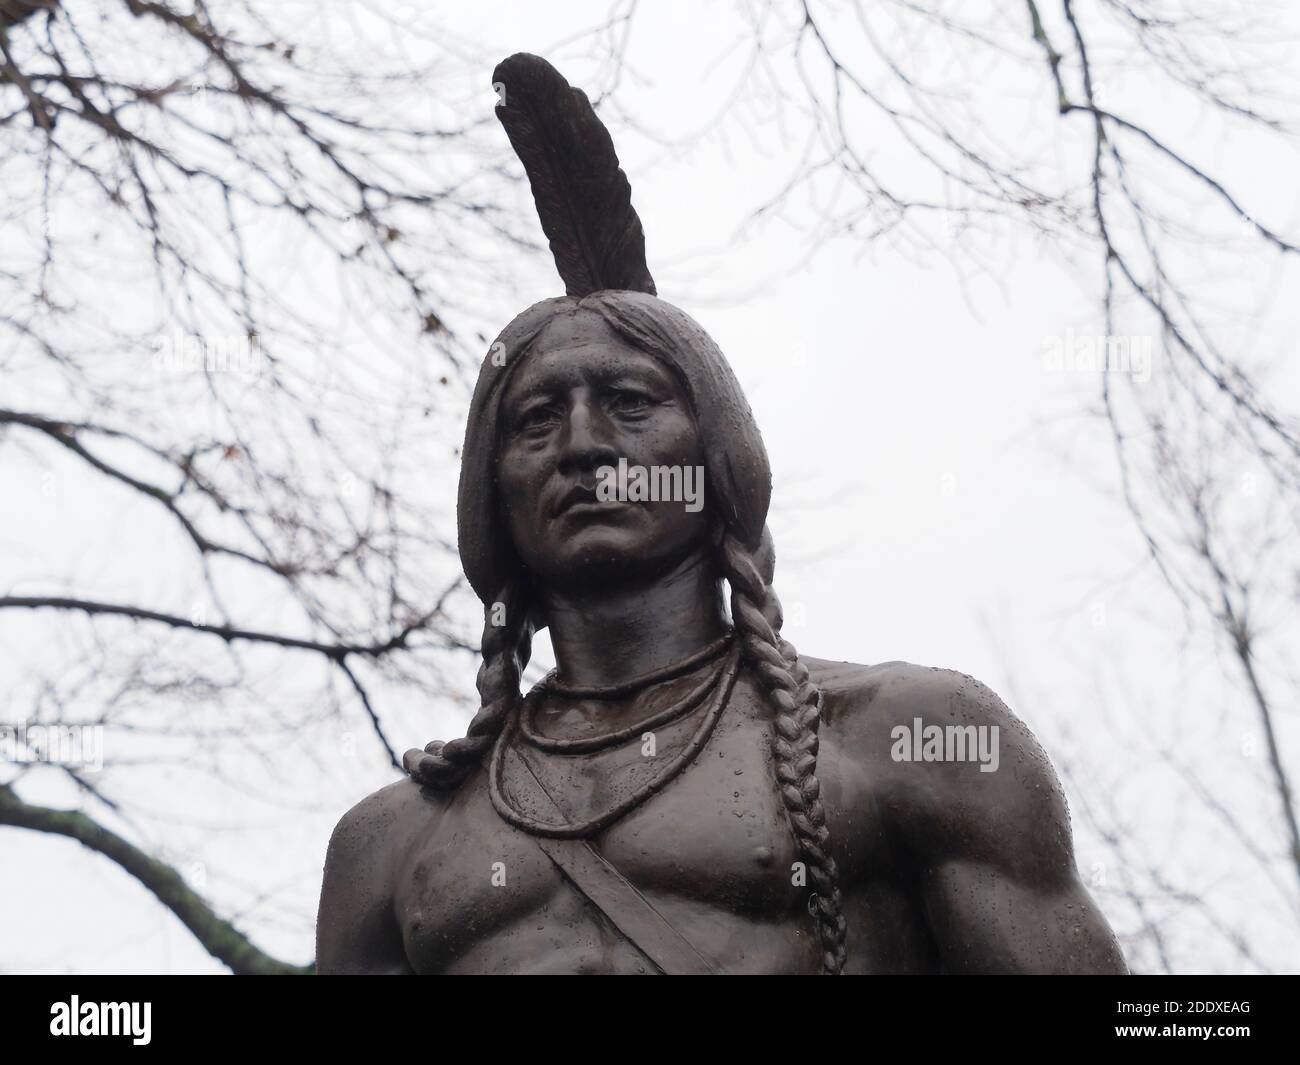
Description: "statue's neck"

(539, 549), (728, 690)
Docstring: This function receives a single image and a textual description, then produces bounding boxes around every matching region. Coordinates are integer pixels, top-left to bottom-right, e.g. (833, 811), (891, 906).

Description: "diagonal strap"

(514, 748), (719, 975)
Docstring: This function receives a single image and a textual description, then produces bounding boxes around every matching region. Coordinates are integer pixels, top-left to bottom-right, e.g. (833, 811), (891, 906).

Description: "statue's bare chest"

(393, 678), (824, 973)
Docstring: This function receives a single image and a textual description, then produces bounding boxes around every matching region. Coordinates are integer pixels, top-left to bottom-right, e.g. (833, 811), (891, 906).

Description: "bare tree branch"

(0, 782), (311, 974)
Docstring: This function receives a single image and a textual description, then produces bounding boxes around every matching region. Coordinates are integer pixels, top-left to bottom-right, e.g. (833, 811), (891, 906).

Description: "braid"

(720, 530), (849, 975)
(404, 583), (534, 789)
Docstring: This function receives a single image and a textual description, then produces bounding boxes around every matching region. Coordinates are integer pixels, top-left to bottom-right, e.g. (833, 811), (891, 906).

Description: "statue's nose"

(558, 399), (619, 472)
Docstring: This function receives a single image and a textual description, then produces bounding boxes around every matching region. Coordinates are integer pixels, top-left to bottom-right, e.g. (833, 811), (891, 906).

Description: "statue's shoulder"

(800, 654), (1070, 853)
(327, 775), (443, 864)
(317, 776), (447, 972)
(801, 656), (1024, 737)
(323, 776), (448, 898)
(799, 655), (1051, 785)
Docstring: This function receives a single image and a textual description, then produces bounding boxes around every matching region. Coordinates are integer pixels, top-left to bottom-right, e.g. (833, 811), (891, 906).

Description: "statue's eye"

(609, 390), (652, 415)
(517, 405), (559, 433)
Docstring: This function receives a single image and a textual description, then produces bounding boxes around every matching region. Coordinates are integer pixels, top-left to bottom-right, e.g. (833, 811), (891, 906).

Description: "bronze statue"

(315, 54), (1127, 975)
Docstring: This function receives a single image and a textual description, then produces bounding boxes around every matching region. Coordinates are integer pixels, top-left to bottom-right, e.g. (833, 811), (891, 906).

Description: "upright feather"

(492, 53), (656, 297)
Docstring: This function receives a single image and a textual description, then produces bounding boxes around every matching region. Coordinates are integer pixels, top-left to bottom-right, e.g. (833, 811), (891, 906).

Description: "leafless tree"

(0, 0), (548, 971)
(5, 0), (1295, 974)
(601, 0), (1300, 970)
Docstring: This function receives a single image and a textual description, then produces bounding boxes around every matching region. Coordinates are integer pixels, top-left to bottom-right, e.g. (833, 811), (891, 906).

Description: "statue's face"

(497, 309), (710, 593)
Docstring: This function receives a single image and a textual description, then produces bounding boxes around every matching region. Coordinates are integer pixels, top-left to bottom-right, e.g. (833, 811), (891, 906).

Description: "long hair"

(404, 291), (848, 973)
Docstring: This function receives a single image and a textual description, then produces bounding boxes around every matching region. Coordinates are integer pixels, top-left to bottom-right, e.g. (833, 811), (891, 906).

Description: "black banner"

(4, 974), (1287, 1052)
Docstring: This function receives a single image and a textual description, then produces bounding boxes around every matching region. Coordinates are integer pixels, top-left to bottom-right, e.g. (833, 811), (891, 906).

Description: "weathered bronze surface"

(315, 54), (1127, 975)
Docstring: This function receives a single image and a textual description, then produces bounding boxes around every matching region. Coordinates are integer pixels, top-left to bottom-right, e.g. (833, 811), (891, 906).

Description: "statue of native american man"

(315, 53), (1127, 976)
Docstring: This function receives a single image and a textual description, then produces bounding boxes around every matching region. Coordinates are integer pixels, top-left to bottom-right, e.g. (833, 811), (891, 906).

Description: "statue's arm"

(865, 665), (1127, 974)
(315, 780), (424, 974)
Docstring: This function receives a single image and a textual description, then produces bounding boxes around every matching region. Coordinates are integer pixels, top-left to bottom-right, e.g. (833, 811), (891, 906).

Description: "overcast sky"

(3, 0), (1298, 974)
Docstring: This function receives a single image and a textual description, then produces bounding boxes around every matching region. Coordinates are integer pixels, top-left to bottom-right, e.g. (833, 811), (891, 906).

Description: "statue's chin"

(524, 532), (698, 597)
(534, 548), (663, 595)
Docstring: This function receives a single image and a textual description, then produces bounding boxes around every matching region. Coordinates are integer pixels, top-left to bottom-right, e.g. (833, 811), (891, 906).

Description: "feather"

(492, 53), (655, 297)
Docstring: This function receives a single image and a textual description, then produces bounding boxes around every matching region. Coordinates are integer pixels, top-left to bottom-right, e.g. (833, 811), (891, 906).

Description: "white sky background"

(2, 0), (1298, 973)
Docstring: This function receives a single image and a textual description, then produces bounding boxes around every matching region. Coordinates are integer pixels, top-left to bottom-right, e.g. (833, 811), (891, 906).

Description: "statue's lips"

(553, 484), (621, 516)
(554, 496), (636, 519)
